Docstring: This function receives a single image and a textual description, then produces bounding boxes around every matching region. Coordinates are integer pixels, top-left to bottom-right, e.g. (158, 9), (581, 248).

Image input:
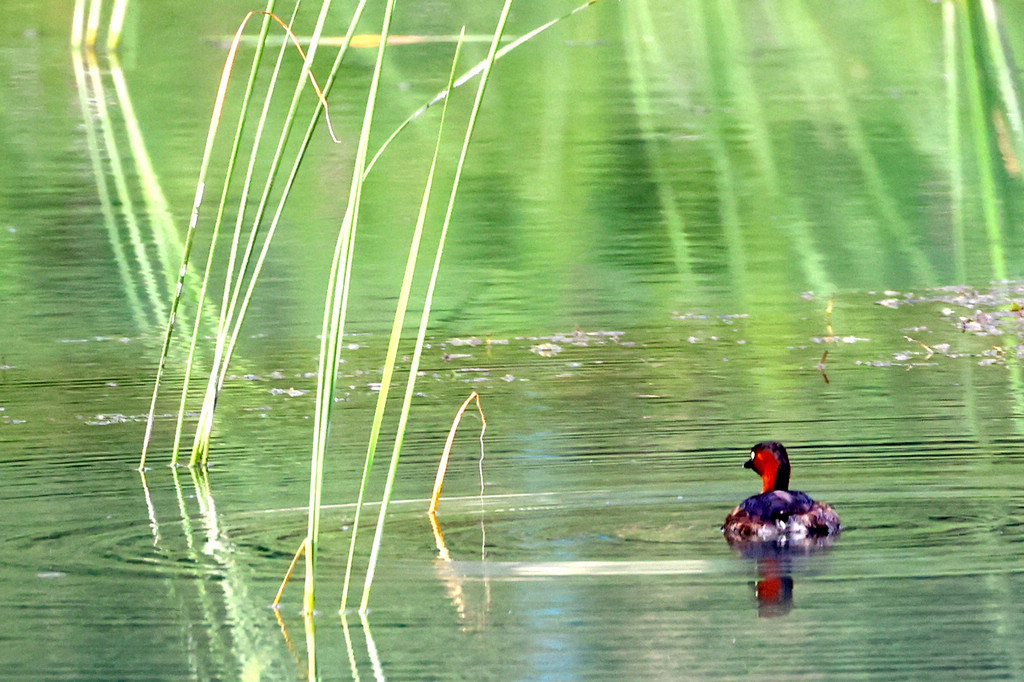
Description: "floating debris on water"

(811, 335), (871, 344)
(269, 387), (309, 397)
(530, 342), (562, 357)
(672, 312), (749, 322)
(867, 283), (1024, 366)
(446, 336), (510, 347)
(82, 413), (134, 426)
(447, 337), (484, 347)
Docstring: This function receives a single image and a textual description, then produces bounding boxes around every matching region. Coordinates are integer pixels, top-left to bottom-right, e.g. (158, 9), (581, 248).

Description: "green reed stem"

(255, 0), (373, 529)
(70, 0), (85, 49)
(189, 3), (310, 468)
(85, 0), (101, 47)
(139, 8), (266, 469)
(189, 3), (364, 467)
(190, 0), (368, 467)
(191, 2), (333, 466)
(213, 0), (373, 432)
(175, 4), (278, 467)
(305, 0), (396, 616)
(338, 26), (466, 613)
(358, 1), (513, 614)
(106, 0), (129, 51)
(210, 3), (301, 385)
(186, 0), (370, 465)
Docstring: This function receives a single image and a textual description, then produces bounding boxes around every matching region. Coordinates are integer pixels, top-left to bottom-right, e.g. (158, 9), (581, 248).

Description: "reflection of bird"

(723, 441), (841, 542)
(754, 565), (794, 618)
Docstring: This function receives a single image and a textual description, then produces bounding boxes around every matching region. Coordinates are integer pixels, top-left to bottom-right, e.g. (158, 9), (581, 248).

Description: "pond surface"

(3, 0), (1024, 679)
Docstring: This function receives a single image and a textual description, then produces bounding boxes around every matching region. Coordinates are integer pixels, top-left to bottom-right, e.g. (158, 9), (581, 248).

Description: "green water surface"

(2, 0), (1024, 679)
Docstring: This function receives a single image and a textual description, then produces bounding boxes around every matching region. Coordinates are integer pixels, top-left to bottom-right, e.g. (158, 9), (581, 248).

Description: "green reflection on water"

(2, 0), (1024, 679)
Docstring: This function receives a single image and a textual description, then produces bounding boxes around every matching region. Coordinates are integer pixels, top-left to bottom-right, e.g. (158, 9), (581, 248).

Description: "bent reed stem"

(429, 392), (486, 515)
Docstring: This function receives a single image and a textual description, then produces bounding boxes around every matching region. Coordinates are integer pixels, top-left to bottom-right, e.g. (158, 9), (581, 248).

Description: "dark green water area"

(3, 0), (1024, 679)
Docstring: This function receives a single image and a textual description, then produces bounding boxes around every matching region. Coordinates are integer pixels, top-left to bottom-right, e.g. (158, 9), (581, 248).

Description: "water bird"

(723, 441), (841, 542)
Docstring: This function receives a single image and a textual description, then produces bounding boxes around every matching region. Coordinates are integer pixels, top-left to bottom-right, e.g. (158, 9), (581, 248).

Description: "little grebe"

(722, 441), (841, 541)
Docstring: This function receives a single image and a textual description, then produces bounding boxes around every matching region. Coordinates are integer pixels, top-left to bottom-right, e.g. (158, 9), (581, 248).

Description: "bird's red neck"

(748, 443), (791, 493)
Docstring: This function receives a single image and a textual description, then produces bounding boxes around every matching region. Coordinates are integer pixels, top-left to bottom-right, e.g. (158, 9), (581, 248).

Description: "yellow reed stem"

(272, 539), (306, 608)
(429, 392), (486, 514)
